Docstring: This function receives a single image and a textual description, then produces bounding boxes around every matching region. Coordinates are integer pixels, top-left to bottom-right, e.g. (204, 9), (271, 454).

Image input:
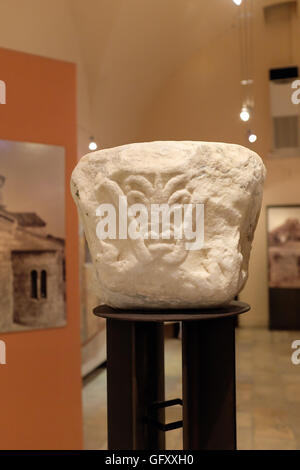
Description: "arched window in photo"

(41, 270), (47, 298)
(30, 270), (38, 299)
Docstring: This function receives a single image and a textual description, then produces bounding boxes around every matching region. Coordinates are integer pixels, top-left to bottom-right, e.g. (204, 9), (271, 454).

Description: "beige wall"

(240, 157), (300, 328)
(0, 0), (234, 149)
(139, 1), (300, 327)
(0, 0), (92, 157)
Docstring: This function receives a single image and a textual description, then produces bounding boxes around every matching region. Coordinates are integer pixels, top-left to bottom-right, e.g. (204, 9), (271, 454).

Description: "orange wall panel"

(0, 47), (82, 450)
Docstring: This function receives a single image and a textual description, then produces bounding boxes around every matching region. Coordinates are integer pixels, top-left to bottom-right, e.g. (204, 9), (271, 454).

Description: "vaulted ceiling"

(0, 0), (297, 150)
(69, 0), (237, 147)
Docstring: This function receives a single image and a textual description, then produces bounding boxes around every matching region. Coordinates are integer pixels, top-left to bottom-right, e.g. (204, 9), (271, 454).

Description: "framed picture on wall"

(0, 139), (66, 333)
(267, 205), (300, 329)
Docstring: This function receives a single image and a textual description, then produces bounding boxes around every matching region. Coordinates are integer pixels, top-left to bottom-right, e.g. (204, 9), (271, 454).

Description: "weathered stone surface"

(71, 141), (266, 309)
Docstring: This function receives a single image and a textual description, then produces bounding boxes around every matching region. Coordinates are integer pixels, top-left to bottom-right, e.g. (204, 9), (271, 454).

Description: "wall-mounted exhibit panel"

(0, 47), (82, 449)
(267, 205), (300, 329)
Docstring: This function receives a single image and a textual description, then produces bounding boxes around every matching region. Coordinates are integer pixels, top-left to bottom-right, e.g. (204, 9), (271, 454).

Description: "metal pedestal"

(93, 301), (249, 450)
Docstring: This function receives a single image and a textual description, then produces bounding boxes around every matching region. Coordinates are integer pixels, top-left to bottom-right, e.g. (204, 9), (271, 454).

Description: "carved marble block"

(71, 141), (265, 309)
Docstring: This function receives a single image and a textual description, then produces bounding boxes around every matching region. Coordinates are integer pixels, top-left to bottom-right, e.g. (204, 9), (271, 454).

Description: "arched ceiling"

(70, 0), (238, 148)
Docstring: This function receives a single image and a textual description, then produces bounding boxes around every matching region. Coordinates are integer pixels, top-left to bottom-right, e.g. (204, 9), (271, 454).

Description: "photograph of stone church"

(0, 140), (66, 333)
(268, 206), (300, 289)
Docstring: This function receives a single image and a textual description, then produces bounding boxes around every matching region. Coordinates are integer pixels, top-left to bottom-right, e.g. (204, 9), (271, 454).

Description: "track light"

(248, 131), (257, 143)
(240, 107), (250, 122)
(89, 137), (98, 151)
(233, 0), (243, 5)
(241, 79), (254, 86)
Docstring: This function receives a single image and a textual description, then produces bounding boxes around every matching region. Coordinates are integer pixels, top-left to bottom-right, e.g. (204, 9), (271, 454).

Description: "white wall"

(0, 0), (92, 157)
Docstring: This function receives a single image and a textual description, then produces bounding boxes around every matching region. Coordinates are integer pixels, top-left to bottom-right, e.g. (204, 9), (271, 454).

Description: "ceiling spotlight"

(248, 131), (257, 143)
(233, 0), (243, 5)
(89, 137), (97, 151)
(241, 79), (254, 86)
(240, 107), (250, 122)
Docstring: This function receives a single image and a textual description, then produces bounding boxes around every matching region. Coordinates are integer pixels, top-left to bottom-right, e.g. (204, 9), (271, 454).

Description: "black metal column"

(182, 317), (236, 450)
(106, 319), (165, 450)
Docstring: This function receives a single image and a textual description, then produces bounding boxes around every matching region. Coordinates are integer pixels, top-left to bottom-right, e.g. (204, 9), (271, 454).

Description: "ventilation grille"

(269, 66), (300, 157)
(264, 0), (297, 21)
(273, 115), (299, 149)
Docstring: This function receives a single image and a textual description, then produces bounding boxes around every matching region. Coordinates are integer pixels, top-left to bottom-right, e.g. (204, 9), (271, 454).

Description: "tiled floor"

(83, 329), (300, 450)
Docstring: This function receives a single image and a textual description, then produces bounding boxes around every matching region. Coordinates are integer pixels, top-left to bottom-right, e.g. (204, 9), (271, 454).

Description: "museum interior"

(1, 0), (300, 452)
